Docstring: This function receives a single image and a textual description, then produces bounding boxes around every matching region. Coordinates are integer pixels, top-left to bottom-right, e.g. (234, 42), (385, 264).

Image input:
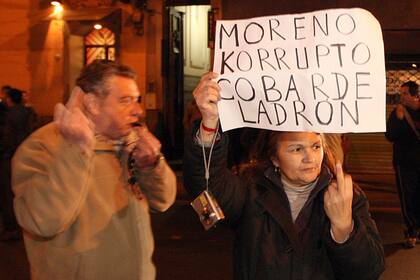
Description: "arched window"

(84, 27), (116, 65)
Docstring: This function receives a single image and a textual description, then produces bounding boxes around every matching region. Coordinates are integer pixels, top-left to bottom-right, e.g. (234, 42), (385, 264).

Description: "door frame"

(162, 1), (212, 160)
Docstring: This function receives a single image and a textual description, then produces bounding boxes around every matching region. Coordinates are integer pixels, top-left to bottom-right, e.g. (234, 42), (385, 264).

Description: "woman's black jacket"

(184, 130), (385, 280)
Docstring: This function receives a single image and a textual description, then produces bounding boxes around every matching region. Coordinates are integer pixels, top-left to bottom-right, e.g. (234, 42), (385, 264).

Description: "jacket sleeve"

(136, 158), (177, 212)
(12, 126), (93, 238)
(324, 188), (385, 280)
(183, 124), (248, 225)
(385, 108), (411, 143)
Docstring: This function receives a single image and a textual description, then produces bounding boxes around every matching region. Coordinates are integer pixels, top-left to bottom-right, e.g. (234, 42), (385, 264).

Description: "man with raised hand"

(12, 60), (176, 280)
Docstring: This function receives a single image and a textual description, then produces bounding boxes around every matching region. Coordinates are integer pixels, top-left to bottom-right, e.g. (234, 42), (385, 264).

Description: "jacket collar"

(262, 165), (332, 203)
(255, 165), (332, 250)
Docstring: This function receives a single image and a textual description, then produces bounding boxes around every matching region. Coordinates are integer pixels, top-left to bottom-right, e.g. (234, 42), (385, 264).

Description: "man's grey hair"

(76, 60), (137, 97)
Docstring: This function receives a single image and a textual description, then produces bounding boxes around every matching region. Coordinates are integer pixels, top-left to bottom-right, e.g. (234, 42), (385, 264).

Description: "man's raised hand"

(54, 87), (95, 154)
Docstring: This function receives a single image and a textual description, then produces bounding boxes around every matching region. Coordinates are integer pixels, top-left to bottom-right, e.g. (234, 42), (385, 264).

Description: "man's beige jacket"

(12, 123), (176, 280)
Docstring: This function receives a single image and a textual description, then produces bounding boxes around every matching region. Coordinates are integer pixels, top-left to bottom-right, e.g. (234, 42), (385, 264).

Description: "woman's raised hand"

(193, 72), (221, 128)
(323, 162), (354, 242)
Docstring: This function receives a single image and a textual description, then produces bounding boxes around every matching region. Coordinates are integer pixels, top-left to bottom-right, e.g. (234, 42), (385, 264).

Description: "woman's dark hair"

(76, 59), (137, 97)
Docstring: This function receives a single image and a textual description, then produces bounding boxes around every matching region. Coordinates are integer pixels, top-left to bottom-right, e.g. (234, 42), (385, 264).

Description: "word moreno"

(218, 12), (357, 49)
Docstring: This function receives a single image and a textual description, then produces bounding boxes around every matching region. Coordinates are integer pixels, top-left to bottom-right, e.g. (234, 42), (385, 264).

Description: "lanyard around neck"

(199, 121), (219, 191)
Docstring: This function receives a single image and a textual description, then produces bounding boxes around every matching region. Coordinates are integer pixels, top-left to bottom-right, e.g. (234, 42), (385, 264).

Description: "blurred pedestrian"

(0, 87), (34, 241)
(385, 81), (420, 248)
(0, 85), (10, 142)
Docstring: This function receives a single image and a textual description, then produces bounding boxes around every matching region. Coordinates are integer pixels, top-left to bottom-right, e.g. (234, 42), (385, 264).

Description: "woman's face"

(271, 132), (324, 187)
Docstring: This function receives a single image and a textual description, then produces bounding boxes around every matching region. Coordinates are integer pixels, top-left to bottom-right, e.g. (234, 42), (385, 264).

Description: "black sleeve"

(324, 188), (385, 280)
(385, 109), (412, 143)
(183, 122), (248, 225)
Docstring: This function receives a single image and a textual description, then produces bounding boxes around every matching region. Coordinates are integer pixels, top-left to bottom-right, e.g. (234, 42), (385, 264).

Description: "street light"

(50, 1), (62, 6)
(50, 0), (63, 15)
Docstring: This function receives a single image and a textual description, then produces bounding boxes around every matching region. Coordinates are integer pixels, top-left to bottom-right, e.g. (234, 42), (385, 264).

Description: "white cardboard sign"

(213, 8), (386, 133)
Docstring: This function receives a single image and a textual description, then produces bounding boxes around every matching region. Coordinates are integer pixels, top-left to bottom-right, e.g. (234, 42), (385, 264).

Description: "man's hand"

(131, 126), (162, 170)
(324, 162), (353, 242)
(193, 72), (221, 129)
(54, 87), (95, 154)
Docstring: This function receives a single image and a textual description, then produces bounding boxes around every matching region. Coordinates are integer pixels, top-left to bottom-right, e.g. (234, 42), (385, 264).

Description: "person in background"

(0, 87), (36, 241)
(22, 90), (32, 107)
(12, 60), (177, 279)
(0, 85), (10, 236)
(184, 72), (385, 280)
(385, 81), (420, 248)
(0, 85), (10, 140)
(21, 90), (39, 132)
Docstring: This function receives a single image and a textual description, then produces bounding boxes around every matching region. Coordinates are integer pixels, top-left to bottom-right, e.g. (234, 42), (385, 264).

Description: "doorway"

(63, 10), (121, 102)
(162, 4), (211, 160)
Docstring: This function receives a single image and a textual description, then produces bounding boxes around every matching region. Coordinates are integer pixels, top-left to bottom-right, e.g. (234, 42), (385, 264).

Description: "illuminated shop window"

(84, 27), (116, 65)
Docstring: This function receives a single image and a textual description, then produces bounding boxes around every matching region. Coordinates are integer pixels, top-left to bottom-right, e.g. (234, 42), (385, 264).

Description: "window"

(84, 27), (116, 65)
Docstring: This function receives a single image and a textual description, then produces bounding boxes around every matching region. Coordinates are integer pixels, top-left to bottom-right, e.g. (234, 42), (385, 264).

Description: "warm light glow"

(55, 5), (63, 12)
(94, 24), (103, 30)
(50, 1), (62, 6)
(53, 5), (63, 15)
(50, 0), (63, 17)
(412, 63), (417, 68)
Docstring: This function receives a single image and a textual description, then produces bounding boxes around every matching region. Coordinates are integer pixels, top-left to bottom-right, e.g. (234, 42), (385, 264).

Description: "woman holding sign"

(184, 72), (384, 280)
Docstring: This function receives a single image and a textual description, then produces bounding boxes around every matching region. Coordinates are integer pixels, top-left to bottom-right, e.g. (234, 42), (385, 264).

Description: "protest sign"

(213, 8), (386, 133)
